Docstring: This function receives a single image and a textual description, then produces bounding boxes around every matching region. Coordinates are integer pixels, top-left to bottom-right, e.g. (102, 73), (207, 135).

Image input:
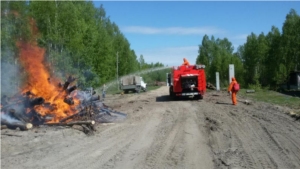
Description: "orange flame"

(16, 19), (79, 123)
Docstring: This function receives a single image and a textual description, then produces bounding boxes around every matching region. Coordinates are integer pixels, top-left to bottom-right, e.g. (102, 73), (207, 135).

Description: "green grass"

(239, 89), (300, 109)
(146, 85), (161, 91)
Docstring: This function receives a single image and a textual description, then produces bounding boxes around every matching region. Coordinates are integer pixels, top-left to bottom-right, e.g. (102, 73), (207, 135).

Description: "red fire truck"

(167, 64), (206, 100)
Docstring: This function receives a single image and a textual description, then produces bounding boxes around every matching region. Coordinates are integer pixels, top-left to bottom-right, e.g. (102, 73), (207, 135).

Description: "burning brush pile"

(1, 35), (126, 135)
(1, 76), (127, 135)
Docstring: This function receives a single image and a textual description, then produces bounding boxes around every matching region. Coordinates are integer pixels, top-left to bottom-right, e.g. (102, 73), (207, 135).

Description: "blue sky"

(93, 1), (300, 66)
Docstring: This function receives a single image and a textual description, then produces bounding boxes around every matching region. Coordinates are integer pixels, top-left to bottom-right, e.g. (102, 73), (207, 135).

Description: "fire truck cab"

(167, 64), (206, 100)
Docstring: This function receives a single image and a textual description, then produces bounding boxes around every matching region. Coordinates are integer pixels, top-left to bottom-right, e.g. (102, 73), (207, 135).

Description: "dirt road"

(1, 86), (300, 169)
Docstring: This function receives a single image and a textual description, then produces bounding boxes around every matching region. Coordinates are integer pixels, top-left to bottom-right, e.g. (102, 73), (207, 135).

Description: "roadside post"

(216, 72), (220, 91)
(229, 64), (235, 84)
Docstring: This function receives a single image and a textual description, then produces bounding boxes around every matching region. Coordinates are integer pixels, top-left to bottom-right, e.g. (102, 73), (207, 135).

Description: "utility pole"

(116, 52), (119, 91)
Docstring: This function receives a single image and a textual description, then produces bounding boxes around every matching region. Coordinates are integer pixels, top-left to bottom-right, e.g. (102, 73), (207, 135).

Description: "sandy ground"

(1, 86), (300, 169)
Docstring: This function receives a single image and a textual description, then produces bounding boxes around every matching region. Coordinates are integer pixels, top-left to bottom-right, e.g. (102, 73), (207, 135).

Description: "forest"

(196, 9), (300, 89)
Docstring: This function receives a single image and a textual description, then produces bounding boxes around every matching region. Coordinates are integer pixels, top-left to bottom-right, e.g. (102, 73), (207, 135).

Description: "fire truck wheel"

(169, 87), (174, 97)
(169, 87), (177, 100)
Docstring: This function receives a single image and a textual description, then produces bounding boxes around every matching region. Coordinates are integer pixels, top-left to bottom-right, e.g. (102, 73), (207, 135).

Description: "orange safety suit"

(228, 77), (238, 105)
(182, 58), (190, 66)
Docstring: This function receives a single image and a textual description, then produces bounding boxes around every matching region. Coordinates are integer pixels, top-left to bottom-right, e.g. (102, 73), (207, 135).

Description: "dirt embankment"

(1, 86), (300, 169)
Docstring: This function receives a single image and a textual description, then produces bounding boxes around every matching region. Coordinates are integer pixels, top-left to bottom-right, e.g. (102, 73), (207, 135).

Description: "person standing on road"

(228, 77), (238, 105)
(102, 84), (106, 101)
(182, 58), (190, 66)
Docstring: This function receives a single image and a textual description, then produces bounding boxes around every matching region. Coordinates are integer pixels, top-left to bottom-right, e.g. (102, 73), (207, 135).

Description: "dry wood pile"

(1, 76), (126, 135)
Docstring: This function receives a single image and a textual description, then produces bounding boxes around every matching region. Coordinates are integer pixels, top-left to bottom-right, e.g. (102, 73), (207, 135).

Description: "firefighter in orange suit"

(182, 58), (190, 66)
(228, 77), (238, 105)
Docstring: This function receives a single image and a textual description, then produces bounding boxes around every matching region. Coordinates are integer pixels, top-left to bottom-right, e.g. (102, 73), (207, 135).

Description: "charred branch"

(59, 112), (81, 123)
(63, 76), (76, 91)
(26, 109), (44, 124)
(89, 95), (100, 102)
(67, 85), (77, 94)
(66, 120), (95, 126)
(73, 124), (96, 132)
(1, 118), (33, 131)
(24, 97), (45, 108)
(72, 124), (96, 135)
(67, 75), (76, 83)
(60, 106), (94, 123)
(1, 133), (22, 137)
(82, 125), (93, 135)
(45, 120), (95, 126)
(64, 97), (74, 105)
(63, 81), (70, 91)
(82, 125), (90, 131)
(24, 91), (35, 96)
(71, 125), (84, 132)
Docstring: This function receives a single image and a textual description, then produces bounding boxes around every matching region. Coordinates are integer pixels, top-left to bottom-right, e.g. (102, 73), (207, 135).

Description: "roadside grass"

(239, 89), (300, 111)
(146, 85), (162, 91)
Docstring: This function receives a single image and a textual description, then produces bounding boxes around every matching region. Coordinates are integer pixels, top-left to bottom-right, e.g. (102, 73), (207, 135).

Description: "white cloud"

(232, 34), (248, 40)
(137, 46), (199, 66)
(121, 26), (225, 35)
(131, 32), (249, 64)
(229, 34), (248, 51)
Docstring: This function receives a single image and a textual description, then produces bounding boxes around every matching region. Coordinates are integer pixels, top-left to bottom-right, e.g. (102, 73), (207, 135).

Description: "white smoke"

(1, 112), (21, 123)
(1, 61), (22, 97)
(70, 90), (92, 102)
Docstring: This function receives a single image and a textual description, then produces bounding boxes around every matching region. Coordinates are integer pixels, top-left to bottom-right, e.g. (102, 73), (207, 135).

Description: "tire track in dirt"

(182, 103), (214, 169)
(106, 106), (164, 169)
(202, 90), (300, 169)
(36, 125), (137, 169)
(137, 99), (213, 169)
(242, 105), (300, 168)
(141, 103), (182, 169)
(200, 103), (255, 169)
(159, 104), (188, 169)
(148, 106), (186, 169)
(227, 112), (276, 169)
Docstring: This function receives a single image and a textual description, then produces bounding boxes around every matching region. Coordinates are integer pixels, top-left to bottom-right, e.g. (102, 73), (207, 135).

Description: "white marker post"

(216, 72), (220, 91)
(166, 73), (169, 86)
(229, 64), (235, 84)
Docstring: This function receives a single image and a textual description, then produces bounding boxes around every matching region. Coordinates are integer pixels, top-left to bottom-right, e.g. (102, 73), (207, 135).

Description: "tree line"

(196, 9), (300, 89)
(1, 1), (163, 90)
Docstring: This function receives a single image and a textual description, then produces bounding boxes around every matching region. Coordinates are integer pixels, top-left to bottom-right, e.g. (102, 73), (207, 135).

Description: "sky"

(93, 1), (300, 66)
